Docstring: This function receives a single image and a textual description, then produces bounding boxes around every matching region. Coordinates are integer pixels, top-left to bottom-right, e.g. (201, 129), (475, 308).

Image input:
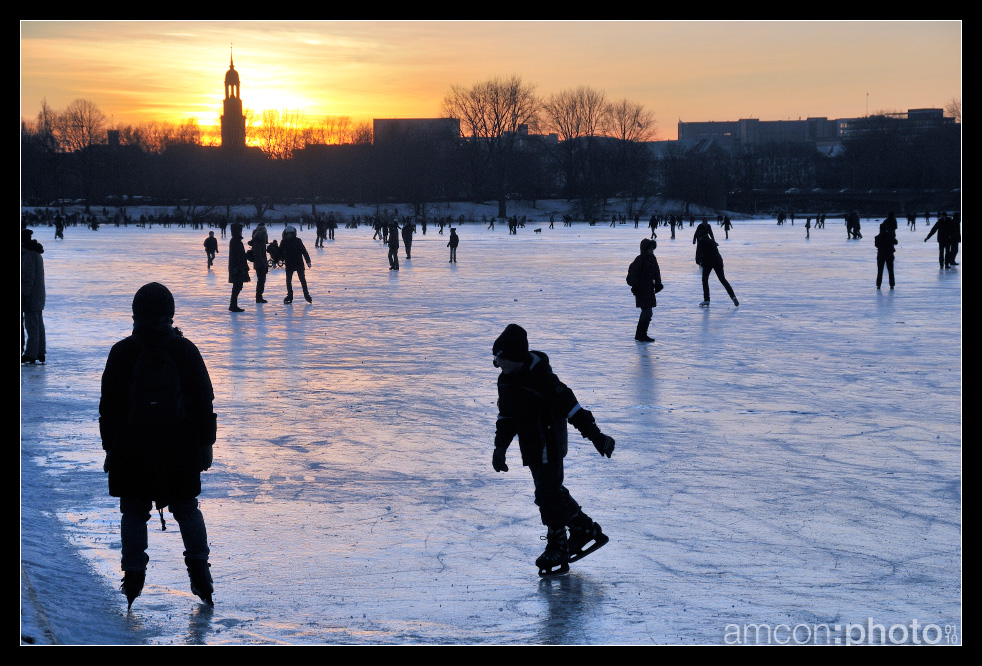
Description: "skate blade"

(538, 563), (570, 576)
(568, 534), (609, 563)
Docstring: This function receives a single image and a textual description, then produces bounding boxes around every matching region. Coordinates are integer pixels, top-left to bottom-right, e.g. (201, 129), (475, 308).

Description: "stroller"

(266, 240), (285, 269)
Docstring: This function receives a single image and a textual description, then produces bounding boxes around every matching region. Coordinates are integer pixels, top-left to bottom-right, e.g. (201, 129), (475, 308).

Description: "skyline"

(21, 20), (961, 141)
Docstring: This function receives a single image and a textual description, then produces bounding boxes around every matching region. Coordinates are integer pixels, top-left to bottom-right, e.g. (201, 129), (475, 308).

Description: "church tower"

(221, 49), (246, 149)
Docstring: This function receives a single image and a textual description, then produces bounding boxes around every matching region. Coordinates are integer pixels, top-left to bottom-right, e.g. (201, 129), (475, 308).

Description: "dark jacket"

(204, 236), (219, 253)
(99, 325), (216, 503)
(494, 351), (601, 467)
(875, 231), (898, 258)
(228, 232), (251, 284)
(280, 236), (311, 271)
(21, 239), (46, 312)
(627, 251), (662, 309)
(696, 232), (723, 268)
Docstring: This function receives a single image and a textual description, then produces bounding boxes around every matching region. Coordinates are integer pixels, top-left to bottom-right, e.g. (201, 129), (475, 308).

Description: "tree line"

(21, 77), (960, 216)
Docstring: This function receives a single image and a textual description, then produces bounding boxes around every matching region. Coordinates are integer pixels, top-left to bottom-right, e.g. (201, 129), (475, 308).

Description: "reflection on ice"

(21, 216), (960, 644)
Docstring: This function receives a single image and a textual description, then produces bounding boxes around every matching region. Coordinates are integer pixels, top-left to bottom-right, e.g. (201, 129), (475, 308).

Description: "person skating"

(387, 222), (400, 270)
(99, 282), (217, 609)
(626, 238), (663, 342)
(227, 223), (250, 312)
(695, 226), (738, 307)
(21, 229), (46, 364)
(924, 213), (950, 268)
(490, 324), (616, 576)
(874, 222), (898, 290)
(402, 219), (415, 259)
(251, 220), (269, 303)
(280, 225), (312, 303)
(447, 228), (459, 263)
(693, 218), (715, 265)
(203, 231), (219, 269)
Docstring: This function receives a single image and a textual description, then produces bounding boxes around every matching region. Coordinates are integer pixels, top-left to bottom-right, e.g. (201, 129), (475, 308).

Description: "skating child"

(490, 324), (615, 575)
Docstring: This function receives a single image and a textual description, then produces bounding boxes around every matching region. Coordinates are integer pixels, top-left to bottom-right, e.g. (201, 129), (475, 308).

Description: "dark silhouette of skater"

(448, 228), (459, 263)
(874, 222), (898, 289)
(227, 223), (250, 312)
(924, 212), (951, 268)
(946, 213), (961, 267)
(490, 323), (615, 576)
(695, 228), (738, 307)
(280, 225), (312, 303)
(21, 229), (46, 364)
(402, 219), (415, 259)
(626, 238), (663, 343)
(99, 282), (217, 609)
(387, 222), (400, 271)
(204, 231), (218, 269)
(250, 221), (269, 303)
(693, 218), (715, 266)
(722, 215), (732, 239)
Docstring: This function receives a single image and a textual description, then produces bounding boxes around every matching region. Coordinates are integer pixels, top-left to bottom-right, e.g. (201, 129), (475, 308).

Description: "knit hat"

(132, 282), (175, 323)
(493, 324), (529, 362)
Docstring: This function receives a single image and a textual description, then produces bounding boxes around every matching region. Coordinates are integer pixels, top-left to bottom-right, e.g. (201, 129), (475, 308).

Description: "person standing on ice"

(280, 225), (313, 303)
(203, 231), (219, 269)
(874, 222), (898, 290)
(387, 221), (400, 270)
(490, 324), (616, 576)
(227, 222), (250, 312)
(21, 229), (46, 364)
(695, 226), (738, 307)
(447, 227), (459, 263)
(251, 220), (269, 303)
(626, 238), (662, 342)
(99, 282), (217, 609)
(924, 212), (950, 268)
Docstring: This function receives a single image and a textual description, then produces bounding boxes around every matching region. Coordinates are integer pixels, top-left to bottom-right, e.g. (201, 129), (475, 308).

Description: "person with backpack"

(490, 324), (616, 576)
(626, 238), (663, 343)
(99, 282), (217, 609)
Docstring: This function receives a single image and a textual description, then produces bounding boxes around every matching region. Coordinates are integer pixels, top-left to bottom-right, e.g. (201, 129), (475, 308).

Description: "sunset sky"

(20, 20), (961, 141)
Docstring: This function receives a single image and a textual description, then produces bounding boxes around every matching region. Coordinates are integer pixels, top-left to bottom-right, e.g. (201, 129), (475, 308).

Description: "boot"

(535, 527), (570, 576)
(120, 569), (146, 610)
(186, 558), (214, 607)
(568, 513), (609, 563)
(635, 318), (654, 342)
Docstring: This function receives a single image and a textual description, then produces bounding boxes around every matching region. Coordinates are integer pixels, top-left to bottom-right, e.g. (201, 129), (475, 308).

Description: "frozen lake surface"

(21, 214), (961, 644)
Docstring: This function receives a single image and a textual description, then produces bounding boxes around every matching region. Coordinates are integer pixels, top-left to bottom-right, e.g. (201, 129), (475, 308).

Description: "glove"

(492, 447), (509, 472)
(592, 434), (615, 458)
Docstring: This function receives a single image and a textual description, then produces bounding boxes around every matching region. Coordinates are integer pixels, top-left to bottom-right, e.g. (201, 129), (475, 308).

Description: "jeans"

(120, 497), (209, 570)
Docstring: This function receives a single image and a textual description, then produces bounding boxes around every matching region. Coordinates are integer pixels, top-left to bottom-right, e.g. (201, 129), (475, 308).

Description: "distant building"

(221, 52), (246, 149)
(373, 118), (461, 146)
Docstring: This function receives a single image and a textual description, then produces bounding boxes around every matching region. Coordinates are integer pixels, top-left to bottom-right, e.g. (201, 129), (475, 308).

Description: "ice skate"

(536, 527), (570, 576)
(699, 300), (710, 308)
(732, 296), (739, 307)
(568, 517), (609, 563)
(186, 558), (214, 607)
(120, 570), (146, 610)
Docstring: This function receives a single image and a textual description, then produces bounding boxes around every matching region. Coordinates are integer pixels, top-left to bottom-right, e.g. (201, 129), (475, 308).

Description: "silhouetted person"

(693, 218), (715, 266)
(490, 324), (615, 576)
(280, 225), (312, 303)
(924, 212), (950, 268)
(227, 223), (250, 312)
(946, 213), (961, 266)
(251, 221), (269, 303)
(99, 282), (217, 609)
(874, 222), (898, 290)
(626, 238), (662, 343)
(21, 229), (46, 364)
(722, 215), (732, 239)
(204, 231), (218, 269)
(448, 228), (459, 263)
(388, 222), (400, 270)
(695, 228), (738, 307)
(402, 220), (415, 259)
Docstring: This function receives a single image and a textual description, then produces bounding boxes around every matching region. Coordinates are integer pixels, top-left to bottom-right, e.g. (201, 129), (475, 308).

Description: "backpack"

(626, 258), (639, 289)
(127, 342), (186, 427)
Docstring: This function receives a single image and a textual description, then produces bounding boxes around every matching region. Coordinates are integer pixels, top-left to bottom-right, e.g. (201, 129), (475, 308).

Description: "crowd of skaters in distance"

(22, 204), (960, 320)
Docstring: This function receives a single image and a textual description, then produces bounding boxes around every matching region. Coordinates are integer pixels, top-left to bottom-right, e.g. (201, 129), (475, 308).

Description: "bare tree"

(607, 98), (657, 143)
(443, 75), (542, 212)
(542, 86), (608, 141)
(944, 97), (961, 123)
(55, 98), (107, 152)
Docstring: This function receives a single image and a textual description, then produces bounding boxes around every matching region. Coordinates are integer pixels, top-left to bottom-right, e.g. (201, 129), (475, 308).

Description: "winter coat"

(627, 252), (662, 309)
(696, 233), (723, 268)
(280, 236), (311, 271)
(251, 225), (269, 272)
(448, 231), (459, 248)
(693, 222), (716, 265)
(228, 233), (251, 284)
(204, 236), (219, 253)
(494, 351), (598, 467)
(99, 325), (216, 503)
(875, 231), (898, 258)
(21, 241), (46, 312)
